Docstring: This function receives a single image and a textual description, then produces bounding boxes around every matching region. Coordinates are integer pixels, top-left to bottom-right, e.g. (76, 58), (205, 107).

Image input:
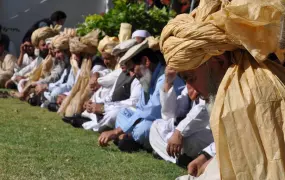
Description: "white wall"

(0, 0), (106, 55)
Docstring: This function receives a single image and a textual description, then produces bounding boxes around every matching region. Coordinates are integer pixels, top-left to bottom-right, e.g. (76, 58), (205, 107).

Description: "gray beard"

(139, 68), (152, 94)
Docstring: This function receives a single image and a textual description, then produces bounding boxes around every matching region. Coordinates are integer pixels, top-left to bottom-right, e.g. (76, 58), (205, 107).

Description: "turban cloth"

(52, 34), (70, 50)
(119, 23), (132, 43)
(160, 0), (285, 179)
(98, 36), (119, 54)
(31, 25), (61, 47)
(69, 30), (100, 55)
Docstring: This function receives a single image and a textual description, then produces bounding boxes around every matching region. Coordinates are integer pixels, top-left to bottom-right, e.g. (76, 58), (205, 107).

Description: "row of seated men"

(0, 25), (216, 179)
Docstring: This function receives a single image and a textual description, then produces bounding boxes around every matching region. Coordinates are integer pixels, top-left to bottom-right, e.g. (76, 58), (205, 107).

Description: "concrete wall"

(0, 0), (106, 55)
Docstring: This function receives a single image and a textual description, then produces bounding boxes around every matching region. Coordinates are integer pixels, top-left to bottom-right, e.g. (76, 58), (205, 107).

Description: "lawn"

(0, 98), (185, 180)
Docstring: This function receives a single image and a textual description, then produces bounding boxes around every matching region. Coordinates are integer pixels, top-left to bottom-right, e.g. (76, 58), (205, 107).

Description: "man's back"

(22, 18), (52, 43)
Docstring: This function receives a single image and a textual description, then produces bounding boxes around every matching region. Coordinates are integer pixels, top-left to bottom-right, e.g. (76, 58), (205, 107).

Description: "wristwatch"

(198, 150), (212, 160)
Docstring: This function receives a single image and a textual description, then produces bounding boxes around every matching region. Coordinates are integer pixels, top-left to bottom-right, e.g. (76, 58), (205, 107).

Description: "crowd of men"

(1, 0), (285, 179)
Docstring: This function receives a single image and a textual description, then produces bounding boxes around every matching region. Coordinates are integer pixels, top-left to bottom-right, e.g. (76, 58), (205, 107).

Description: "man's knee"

(132, 120), (153, 147)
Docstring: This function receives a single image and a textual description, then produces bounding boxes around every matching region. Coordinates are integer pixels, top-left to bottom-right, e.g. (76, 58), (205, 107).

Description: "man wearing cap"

(0, 35), (17, 88)
(98, 39), (185, 152)
(132, 30), (151, 43)
(149, 66), (213, 167)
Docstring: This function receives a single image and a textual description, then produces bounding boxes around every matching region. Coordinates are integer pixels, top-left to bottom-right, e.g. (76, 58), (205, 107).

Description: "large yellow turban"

(98, 36), (119, 54)
(160, 0), (284, 72)
(31, 25), (61, 47)
(51, 34), (70, 50)
(69, 30), (100, 55)
(160, 0), (285, 179)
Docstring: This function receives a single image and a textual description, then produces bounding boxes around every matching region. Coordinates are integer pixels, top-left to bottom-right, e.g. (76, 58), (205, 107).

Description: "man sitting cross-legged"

(98, 39), (185, 152)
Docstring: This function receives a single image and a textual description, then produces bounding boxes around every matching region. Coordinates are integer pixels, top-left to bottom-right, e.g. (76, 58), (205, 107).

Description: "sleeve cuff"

(203, 143), (216, 157)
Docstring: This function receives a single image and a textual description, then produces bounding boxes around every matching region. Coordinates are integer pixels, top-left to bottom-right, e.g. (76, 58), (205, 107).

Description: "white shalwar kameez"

(149, 86), (213, 163)
(82, 69), (141, 132)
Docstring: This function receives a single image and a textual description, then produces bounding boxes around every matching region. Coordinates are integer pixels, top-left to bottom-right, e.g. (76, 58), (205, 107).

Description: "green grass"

(0, 98), (185, 180)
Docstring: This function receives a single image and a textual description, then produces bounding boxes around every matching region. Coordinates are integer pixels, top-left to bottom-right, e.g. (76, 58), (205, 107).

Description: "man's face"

(179, 54), (230, 99)
(24, 41), (34, 56)
(102, 52), (116, 69)
(55, 49), (65, 61)
(38, 40), (49, 58)
(56, 18), (66, 26)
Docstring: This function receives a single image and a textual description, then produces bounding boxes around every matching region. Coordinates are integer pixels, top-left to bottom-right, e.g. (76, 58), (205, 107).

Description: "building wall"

(0, 0), (106, 55)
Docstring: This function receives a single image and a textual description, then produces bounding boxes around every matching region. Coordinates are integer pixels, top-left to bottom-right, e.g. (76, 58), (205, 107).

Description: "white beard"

(206, 94), (216, 115)
(34, 48), (40, 57)
(139, 66), (152, 93)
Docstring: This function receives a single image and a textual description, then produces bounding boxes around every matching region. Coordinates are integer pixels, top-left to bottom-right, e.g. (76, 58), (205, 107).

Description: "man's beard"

(139, 66), (152, 94)
(206, 94), (216, 115)
(39, 49), (49, 59)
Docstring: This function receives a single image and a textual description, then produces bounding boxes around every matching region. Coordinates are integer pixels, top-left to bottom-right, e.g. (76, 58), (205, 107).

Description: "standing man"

(22, 11), (67, 42)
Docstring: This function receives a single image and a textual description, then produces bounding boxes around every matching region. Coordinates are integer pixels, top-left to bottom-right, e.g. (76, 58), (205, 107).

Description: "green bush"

(77, 0), (176, 38)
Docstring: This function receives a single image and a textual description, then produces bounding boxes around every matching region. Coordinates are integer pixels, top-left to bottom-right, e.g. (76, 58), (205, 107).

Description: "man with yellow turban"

(61, 35), (120, 121)
(10, 26), (60, 99)
(0, 35), (17, 88)
(32, 34), (73, 108)
(159, 0), (285, 179)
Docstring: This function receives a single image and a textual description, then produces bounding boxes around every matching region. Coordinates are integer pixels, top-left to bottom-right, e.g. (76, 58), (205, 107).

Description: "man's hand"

(56, 94), (67, 105)
(20, 43), (27, 55)
(98, 128), (123, 147)
(187, 154), (212, 177)
(167, 129), (183, 158)
(92, 103), (104, 114)
(35, 84), (48, 95)
(86, 102), (94, 113)
(83, 100), (92, 111)
(15, 76), (25, 83)
(164, 66), (177, 92)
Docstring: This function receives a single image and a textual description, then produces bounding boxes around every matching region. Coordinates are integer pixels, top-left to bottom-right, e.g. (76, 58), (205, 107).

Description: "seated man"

(11, 26), (60, 95)
(5, 38), (37, 89)
(58, 35), (119, 117)
(70, 38), (142, 131)
(43, 54), (81, 110)
(76, 61), (141, 132)
(149, 66), (213, 166)
(16, 38), (36, 70)
(0, 37), (17, 88)
(98, 40), (185, 152)
(31, 35), (70, 106)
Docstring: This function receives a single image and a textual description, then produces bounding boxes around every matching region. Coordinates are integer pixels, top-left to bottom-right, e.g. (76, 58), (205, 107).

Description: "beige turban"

(98, 36), (119, 54)
(31, 25), (62, 47)
(69, 30), (100, 55)
(160, 0), (284, 72)
(160, 0), (285, 179)
(118, 23), (132, 43)
(52, 34), (70, 50)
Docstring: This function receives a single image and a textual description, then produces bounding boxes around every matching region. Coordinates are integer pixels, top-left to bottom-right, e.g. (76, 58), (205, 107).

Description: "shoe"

(152, 151), (163, 160)
(118, 136), (142, 153)
(176, 154), (193, 168)
(62, 116), (74, 124)
(70, 117), (91, 128)
(47, 103), (59, 112)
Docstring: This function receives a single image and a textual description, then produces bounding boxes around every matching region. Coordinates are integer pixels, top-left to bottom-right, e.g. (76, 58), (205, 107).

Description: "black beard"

(40, 49), (49, 59)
